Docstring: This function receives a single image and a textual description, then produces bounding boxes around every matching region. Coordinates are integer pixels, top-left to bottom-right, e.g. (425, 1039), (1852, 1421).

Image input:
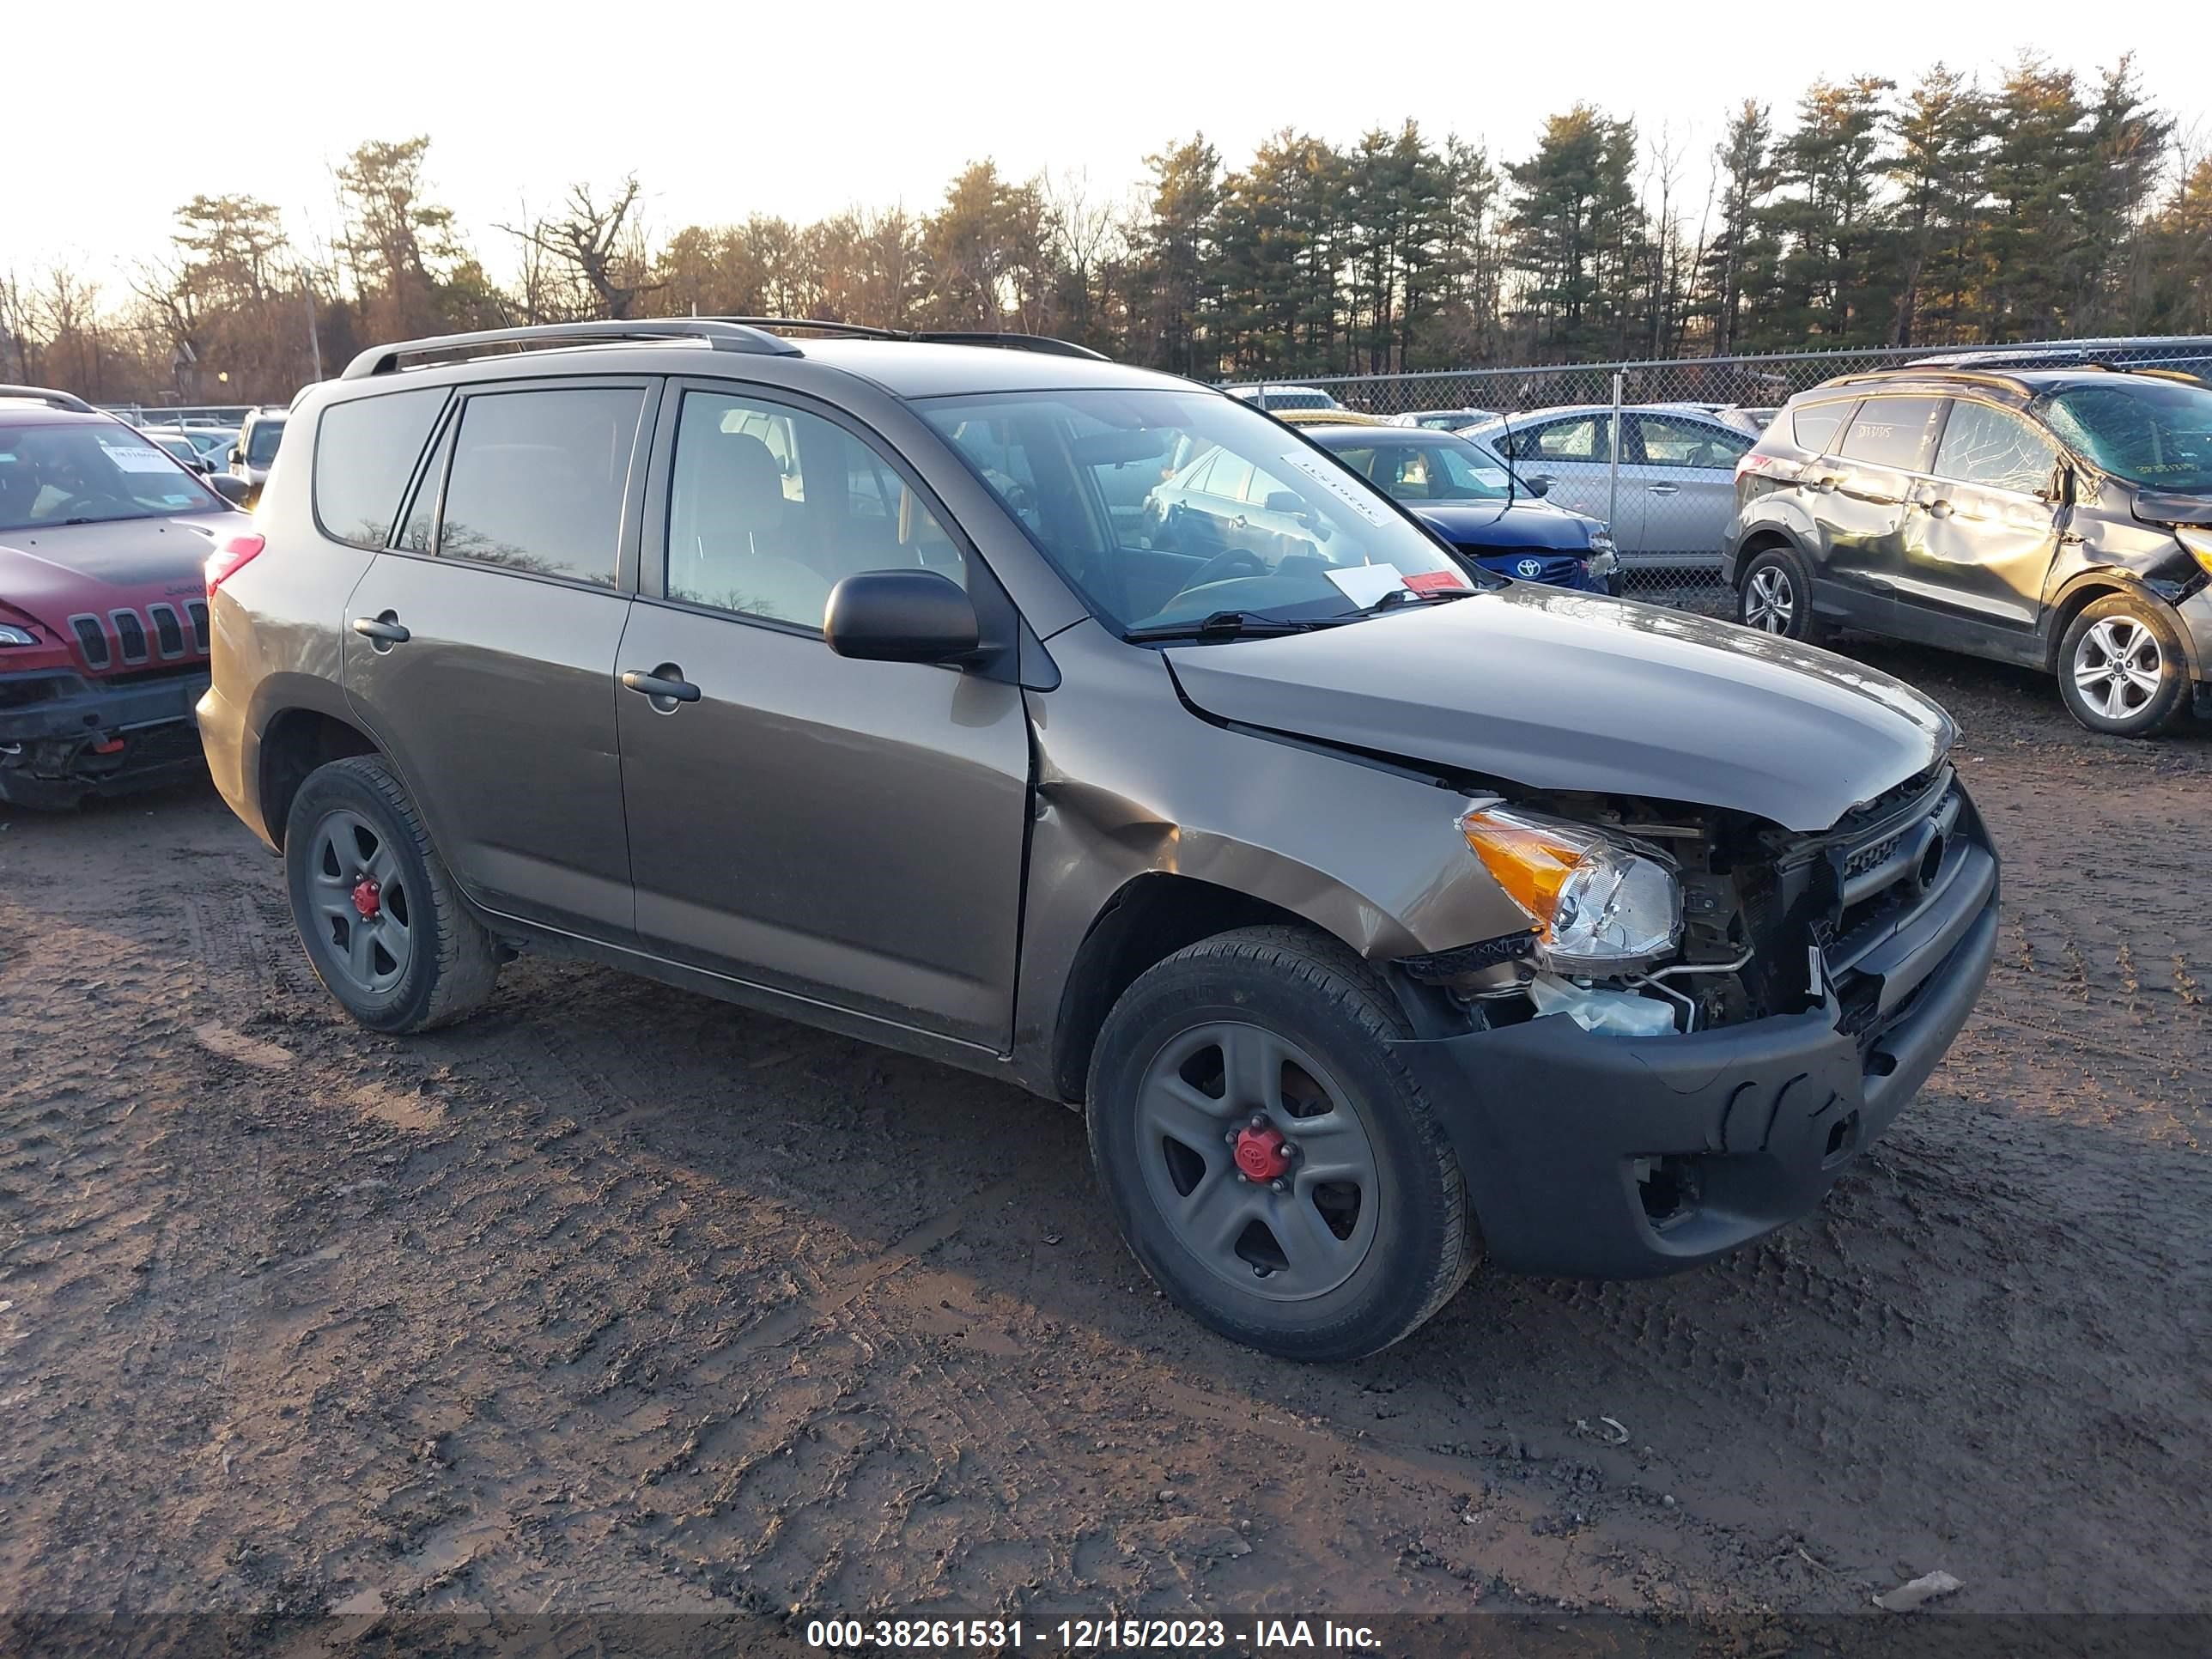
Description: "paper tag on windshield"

(1277, 451), (1389, 526)
(99, 439), (177, 473)
(1323, 564), (1409, 608)
(1474, 466), (1512, 489)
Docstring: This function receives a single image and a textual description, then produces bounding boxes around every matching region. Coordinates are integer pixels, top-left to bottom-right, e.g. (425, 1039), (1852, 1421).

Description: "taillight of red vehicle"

(204, 533), (266, 596)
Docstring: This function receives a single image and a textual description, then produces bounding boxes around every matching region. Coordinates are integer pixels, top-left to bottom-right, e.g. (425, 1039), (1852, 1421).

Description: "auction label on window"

(1276, 450), (1389, 525)
(98, 438), (179, 473)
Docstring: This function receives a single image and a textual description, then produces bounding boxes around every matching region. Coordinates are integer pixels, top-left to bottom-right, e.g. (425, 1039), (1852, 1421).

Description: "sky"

(15, 0), (2212, 295)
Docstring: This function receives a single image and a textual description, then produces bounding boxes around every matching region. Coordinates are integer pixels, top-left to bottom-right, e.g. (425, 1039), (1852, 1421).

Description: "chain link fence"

(1254, 334), (2212, 614)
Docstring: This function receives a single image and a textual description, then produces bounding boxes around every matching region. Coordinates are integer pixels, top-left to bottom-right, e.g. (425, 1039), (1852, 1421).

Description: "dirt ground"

(2, 640), (2208, 1643)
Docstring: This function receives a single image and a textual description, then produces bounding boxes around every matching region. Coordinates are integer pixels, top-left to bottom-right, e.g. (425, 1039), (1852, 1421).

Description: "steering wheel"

(59, 492), (136, 519)
(1172, 547), (1270, 597)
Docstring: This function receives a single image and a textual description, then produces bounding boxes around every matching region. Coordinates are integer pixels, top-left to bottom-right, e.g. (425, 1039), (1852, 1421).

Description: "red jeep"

(1, 386), (252, 808)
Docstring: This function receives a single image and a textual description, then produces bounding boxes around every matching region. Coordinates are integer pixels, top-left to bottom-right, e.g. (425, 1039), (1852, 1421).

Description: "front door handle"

(351, 613), (410, 647)
(1646, 483), (1680, 495)
(621, 665), (702, 708)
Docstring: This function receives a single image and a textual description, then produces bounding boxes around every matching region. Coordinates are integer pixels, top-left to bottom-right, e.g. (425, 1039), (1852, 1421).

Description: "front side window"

(665, 390), (963, 630)
(1931, 401), (2060, 495)
(1634, 414), (1750, 470)
(1838, 396), (1947, 473)
(2039, 380), (2212, 495)
(0, 422), (224, 532)
(922, 388), (1474, 635)
(436, 387), (644, 586)
(245, 419), (287, 466)
(1333, 437), (1515, 502)
(315, 388), (446, 550)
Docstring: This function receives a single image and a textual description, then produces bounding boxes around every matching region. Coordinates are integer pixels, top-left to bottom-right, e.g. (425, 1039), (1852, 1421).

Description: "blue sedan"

(1304, 424), (1621, 594)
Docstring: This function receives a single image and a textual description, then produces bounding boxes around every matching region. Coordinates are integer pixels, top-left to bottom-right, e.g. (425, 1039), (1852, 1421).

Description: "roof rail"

(342, 318), (803, 380)
(1906, 349), (2120, 373)
(0, 384), (98, 414)
(711, 317), (1109, 361)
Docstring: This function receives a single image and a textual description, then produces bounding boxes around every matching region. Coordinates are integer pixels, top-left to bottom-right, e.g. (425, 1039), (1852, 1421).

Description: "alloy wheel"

(1743, 564), (1796, 634)
(2072, 617), (2163, 721)
(1133, 1020), (1380, 1302)
(306, 809), (412, 995)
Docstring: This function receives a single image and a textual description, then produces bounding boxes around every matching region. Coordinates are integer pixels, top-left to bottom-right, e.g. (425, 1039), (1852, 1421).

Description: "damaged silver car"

(200, 319), (1999, 1361)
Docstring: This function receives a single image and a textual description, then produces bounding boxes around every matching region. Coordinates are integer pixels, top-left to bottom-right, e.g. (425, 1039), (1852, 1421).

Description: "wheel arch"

(2043, 571), (2203, 682)
(1048, 872), (1332, 1103)
(257, 704), (382, 848)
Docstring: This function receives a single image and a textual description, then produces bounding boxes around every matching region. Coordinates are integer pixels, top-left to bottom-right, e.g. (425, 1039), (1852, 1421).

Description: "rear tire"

(2057, 593), (2191, 738)
(1086, 925), (1477, 1362)
(1736, 544), (1823, 644)
(284, 756), (500, 1032)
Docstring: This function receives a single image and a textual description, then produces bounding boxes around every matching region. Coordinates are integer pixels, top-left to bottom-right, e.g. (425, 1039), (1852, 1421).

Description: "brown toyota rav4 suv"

(200, 319), (1999, 1360)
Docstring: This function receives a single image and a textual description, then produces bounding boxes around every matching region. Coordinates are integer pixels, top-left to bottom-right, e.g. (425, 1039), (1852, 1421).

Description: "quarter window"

(436, 387), (645, 586)
(664, 390), (964, 630)
(1838, 397), (1947, 473)
(313, 388), (445, 550)
(1932, 401), (2061, 494)
(1791, 402), (1853, 455)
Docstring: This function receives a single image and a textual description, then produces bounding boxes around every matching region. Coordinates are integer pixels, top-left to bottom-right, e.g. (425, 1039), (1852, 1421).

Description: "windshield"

(921, 388), (1472, 635)
(2039, 380), (2212, 494)
(0, 422), (225, 532)
(246, 419), (287, 465)
(1321, 434), (1516, 502)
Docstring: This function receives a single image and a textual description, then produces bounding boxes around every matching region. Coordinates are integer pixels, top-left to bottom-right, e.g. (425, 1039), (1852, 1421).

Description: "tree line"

(5, 51), (2209, 408)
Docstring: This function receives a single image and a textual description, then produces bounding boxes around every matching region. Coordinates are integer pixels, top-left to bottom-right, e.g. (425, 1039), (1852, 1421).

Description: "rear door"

(614, 380), (1031, 1051)
(343, 377), (652, 940)
(1629, 412), (1753, 562)
(1898, 398), (2063, 634)
(1813, 395), (1948, 615)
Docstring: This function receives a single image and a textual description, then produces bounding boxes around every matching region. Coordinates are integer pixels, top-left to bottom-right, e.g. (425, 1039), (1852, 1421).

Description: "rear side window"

(436, 387), (645, 586)
(1838, 397), (1947, 472)
(1791, 402), (1853, 455)
(1932, 401), (2060, 493)
(1516, 416), (1608, 464)
(1633, 413), (1750, 469)
(314, 390), (445, 550)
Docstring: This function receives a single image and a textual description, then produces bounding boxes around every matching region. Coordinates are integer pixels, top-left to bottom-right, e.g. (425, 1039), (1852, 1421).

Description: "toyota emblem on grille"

(1516, 558), (1543, 579)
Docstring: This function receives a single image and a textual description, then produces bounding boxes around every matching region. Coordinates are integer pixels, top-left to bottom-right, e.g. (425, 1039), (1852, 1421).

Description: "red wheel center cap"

(1234, 1123), (1291, 1182)
(350, 878), (381, 920)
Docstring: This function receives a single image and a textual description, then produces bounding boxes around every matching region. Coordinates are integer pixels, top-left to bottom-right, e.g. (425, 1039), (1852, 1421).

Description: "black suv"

(1723, 357), (2212, 736)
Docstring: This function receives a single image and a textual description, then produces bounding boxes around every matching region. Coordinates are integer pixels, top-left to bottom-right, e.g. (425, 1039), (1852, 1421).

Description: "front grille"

(186, 601), (210, 652)
(70, 615), (111, 667)
(110, 610), (149, 664)
(1843, 830), (1905, 881)
(148, 604), (185, 658)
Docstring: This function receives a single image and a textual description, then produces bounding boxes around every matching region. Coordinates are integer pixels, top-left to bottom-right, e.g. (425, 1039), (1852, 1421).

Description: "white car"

(1467, 404), (1754, 568)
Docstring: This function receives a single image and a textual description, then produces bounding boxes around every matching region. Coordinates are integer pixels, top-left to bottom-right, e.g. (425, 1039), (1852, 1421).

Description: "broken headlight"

(1458, 805), (1681, 975)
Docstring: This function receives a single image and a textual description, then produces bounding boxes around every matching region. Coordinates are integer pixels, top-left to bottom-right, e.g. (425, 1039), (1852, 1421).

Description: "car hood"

(0, 514), (228, 623)
(1166, 585), (1954, 833)
(1412, 500), (1595, 550)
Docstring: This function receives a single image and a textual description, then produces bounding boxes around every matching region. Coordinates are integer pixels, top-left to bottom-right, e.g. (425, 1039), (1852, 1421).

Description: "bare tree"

(505, 178), (665, 320)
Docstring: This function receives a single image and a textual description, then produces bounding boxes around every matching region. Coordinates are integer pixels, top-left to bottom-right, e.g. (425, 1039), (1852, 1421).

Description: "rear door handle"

(621, 665), (702, 706)
(1922, 498), (1955, 519)
(351, 613), (410, 646)
(1646, 483), (1680, 495)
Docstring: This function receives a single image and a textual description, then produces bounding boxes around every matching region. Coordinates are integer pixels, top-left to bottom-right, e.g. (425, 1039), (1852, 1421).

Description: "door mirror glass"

(824, 569), (979, 665)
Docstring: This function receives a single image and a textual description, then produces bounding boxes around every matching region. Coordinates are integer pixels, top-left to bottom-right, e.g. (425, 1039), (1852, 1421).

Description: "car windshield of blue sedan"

(921, 389), (1473, 635)
(0, 422), (225, 531)
(2039, 379), (2212, 494)
(1320, 435), (1516, 502)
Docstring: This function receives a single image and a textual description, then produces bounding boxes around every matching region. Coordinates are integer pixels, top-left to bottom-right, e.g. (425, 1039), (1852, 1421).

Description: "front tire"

(284, 756), (500, 1032)
(1086, 926), (1477, 1362)
(2057, 593), (2191, 738)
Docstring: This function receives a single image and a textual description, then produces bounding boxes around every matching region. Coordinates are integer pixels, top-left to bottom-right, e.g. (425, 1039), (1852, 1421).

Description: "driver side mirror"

(209, 473), (251, 507)
(1522, 473), (1553, 498)
(824, 569), (979, 665)
(228, 447), (243, 466)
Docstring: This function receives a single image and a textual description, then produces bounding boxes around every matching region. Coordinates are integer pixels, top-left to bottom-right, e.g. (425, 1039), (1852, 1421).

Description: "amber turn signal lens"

(1458, 809), (1593, 939)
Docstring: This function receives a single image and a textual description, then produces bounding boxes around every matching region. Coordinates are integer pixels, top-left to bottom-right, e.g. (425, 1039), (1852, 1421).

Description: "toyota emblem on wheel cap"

(1516, 558), (1543, 579)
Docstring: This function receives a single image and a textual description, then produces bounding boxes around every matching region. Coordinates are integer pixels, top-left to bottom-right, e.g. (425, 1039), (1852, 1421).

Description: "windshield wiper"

(1122, 610), (1354, 644)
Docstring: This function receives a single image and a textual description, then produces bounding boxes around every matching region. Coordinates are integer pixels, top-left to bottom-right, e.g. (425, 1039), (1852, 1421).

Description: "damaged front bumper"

(0, 667), (210, 806)
(1392, 795), (2000, 1279)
